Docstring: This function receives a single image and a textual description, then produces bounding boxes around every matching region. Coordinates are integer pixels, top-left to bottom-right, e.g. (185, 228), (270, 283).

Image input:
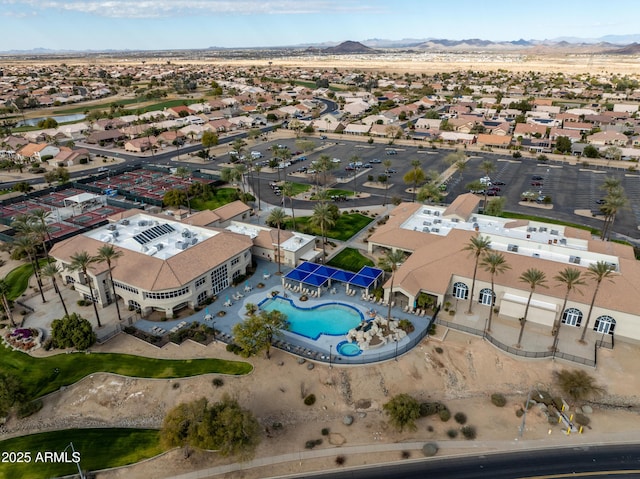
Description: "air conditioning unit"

(422, 227), (430, 233)
(432, 228), (439, 233)
(182, 229), (192, 238)
(434, 219), (441, 224)
(121, 219), (130, 226)
(138, 220), (147, 226)
(191, 238), (198, 245)
(111, 230), (119, 237)
(107, 224), (116, 231)
(155, 243), (164, 250)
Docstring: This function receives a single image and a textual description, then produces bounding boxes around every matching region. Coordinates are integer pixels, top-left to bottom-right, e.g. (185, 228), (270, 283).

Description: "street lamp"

(519, 387), (544, 438)
(329, 344), (333, 369)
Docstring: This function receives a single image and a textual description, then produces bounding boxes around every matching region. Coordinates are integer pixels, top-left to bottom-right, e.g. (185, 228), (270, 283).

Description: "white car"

(331, 158), (341, 163)
(480, 176), (492, 185)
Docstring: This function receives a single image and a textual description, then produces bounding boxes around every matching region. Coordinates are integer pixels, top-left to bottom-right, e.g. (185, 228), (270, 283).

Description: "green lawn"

(0, 429), (162, 479)
(0, 344), (252, 399)
(3, 259), (50, 301)
(190, 188), (241, 211)
(287, 213), (373, 241)
(285, 182), (311, 196)
(327, 247), (374, 272)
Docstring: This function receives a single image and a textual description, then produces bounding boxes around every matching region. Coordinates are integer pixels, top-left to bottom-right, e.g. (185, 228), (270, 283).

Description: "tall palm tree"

(30, 209), (52, 257)
(349, 154), (361, 197)
(315, 154), (335, 188)
(266, 207), (287, 274)
(600, 188), (627, 241)
(378, 249), (406, 322)
(463, 234), (492, 314)
(552, 267), (585, 351)
(403, 159), (425, 203)
(454, 159), (467, 179)
(11, 235), (46, 303)
(580, 261), (616, 343)
(479, 252), (510, 333)
(0, 279), (15, 327)
(517, 268), (548, 348)
(69, 251), (102, 328)
(174, 166), (193, 214)
(254, 164), (263, 211)
(281, 182), (296, 231)
(479, 160), (496, 210)
(96, 244), (124, 321)
(382, 158), (393, 206)
(310, 201), (336, 262)
(41, 262), (69, 318)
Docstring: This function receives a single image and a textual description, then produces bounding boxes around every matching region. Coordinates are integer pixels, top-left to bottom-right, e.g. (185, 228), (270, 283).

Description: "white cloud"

(0, 0), (381, 18)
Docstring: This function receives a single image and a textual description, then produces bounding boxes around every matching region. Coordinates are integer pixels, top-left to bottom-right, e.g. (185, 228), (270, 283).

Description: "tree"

(479, 252), (510, 333)
(201, 130), (218, 148)
(444, 150), (465, 166)
(0, 372), (25, 417)
(403, 160), (425, 202)
(383, 393), (421, 432)
(382, 158), (393, 206)
(68, 251), (102, 328)
(454, 159), (467, 179)
(315, 154), (336, 187)
(350, 154), (361, 197)
(600, 187), (627, 241)
(174, 166), (193, 213)
(41, 263), (69, 318)
(556, 136), (572, 153)
(11, 234), (46, 304)
(163, 189), (188, 209)
(479, 160), (496, 209)
(378, 249), (406, 322)
(416, 183), (444, 204)
(161, 395), (260, 458)
(463, 234), (492, 314)
(484, 197), (506, 217)
(51, 313), (97, 350)
(232, 310), (288, 359)
(583, 144), (600, 158)
(30, 209), (52, 258)
(0, 279), (15, 327)
(266, 207), (287, 274)
(254, 164), (263, 211)
(96, 244), (124, 321)
(580, 261), (615, 343)
(554, 369), (605, 405)
(516, 268), (548, 348)
(281, 182), (297, 231)
(551, 267), (585, 352)
(310, 201), (336, 261)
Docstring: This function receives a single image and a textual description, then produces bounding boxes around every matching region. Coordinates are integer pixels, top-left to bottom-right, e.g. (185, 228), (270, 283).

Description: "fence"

(434, 316), (596, 368)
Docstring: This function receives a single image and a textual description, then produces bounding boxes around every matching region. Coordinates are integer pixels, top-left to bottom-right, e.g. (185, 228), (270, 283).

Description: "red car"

(531, 181), (543, 187)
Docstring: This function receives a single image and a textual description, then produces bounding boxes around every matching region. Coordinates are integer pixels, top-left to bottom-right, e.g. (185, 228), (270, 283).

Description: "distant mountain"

(609, 42), (640, 54)
(323, 41), (376, 54)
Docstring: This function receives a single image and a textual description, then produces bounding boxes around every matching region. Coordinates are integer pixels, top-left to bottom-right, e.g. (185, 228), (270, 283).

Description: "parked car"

(531, 175), (544, 181)
(492, 180), (506, 186)
(385, 168), (397, 174)
(363, 163), (372, 168)
(345, 166), (355, 171)
(595, 198), (606, 205)
(370, 158), (382, 164)
(331, 158), (341, 163)
(486, 190), (500, 196)
(531, 181), (543, 187)
(488, 186), (501, 192)
(319, 135), (327, 140)
(385, 149), (397, 155)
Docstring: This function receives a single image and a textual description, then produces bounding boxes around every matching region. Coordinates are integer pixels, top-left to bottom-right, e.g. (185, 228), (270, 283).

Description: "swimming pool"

(337, 340), (362, 356)
(259, 296), (364, 340)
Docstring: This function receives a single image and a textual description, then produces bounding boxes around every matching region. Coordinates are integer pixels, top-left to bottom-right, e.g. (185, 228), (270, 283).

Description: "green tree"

(555, 136), (572, 153)
(310, 201), (336, 261)
(580, 261), (616, 343)
(516, 268), (548, 348)
(554, 369), (605, 405)
(0, 372), (26, 417)
(479, 160), (496, 208)
(51, 313), (97, 350)
(479, 252), (510, 333)
(383, 393), (421, 432)
(600, 187), (627, 241)
(382, 158), (393, 206)
(201, 130), (219, 148)
(96, 244), (124, 321)
(163, 189), (188, 209)
(463, 235), (492, 315)
(41, 263), (69, 318)
(232, 309), (288, 359)
(11, 234), (46, 304)
(484, 197), (506, 217)
(266, 207), (287, 274)
(403, 159), (425, 203)
(416, 182), (444, 204)
(281, 182), (297, 231)
(0, 279), (15, 327)
(583, 144), (600, 158)
(68, 251), (102, 328)
(552, 267), (585, 352)
(378, 249), (406, 322)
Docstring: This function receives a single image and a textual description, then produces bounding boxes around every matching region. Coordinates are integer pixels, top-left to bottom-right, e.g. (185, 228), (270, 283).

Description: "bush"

(314, 438), (323, 446)
(226, 343), (243, 355)
(446, 428), (459, 438)
(321, 427), (330, 436)
(515, 408), (524, 418)
(305, 440), (317, 449)
(461, 425), (477, 440)
(439, 408), (451, 422)
(212, 377), (224, 388)
(434, 346), (443, 354)
(454, 412), (467, 425)
(401, 450), (411, 459)
(17, 399), (43, 418)
(574, 413), (590, 426)
(77, 299), (87, 306)
(335, 455), (346, 465)
(304, 394), (316, 406)
(491, 393), (507, 407)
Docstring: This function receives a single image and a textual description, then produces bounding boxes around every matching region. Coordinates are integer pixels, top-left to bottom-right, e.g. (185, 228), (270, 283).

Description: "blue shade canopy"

(314, 265), (339, 278)
(304, 274), (329, 287)
(297, 261), (320, 273)
(332, 270), (355, 282)
(284, 269), (310, 281)
(285, 261), (381, 289)
(358, 266), (383, 279)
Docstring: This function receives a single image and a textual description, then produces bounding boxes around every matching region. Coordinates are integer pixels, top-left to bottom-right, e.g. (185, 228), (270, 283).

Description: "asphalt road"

(284, 443), (640, 479)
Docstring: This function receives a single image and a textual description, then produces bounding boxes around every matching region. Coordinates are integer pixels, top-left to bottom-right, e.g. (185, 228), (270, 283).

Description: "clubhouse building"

(368, 194), (640, 344)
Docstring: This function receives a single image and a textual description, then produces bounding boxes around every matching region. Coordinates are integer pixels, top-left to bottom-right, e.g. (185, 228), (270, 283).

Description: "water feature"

(17, 113), (86, 127)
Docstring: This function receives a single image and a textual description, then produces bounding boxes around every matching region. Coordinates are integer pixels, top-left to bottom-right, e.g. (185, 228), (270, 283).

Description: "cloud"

(0, 0), (382, 18)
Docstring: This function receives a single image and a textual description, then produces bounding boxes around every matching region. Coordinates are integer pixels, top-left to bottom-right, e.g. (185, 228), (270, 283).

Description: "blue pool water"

(337, 341), (362, 356)
(260, 296), (364, 340)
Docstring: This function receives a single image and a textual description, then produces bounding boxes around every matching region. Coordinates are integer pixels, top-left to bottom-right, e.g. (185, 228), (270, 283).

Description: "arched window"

(562, 308), (583, 327)
(479, 288), (494, 306)
(453, 282), (468, 300)
(197, 290), (209, 305)
(128, 300), (141, 313)
(594, 315), (616, 335)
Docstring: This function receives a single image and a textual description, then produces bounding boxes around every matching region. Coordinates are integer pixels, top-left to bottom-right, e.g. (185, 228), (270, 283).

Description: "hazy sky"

(1, 0), (638, 51)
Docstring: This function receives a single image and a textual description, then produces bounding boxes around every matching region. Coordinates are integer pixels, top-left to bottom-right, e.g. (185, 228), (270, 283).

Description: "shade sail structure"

(283, 261), (383, 290)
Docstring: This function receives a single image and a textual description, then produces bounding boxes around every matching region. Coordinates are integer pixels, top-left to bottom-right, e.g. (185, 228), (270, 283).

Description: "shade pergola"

(282, 261), (383, 297)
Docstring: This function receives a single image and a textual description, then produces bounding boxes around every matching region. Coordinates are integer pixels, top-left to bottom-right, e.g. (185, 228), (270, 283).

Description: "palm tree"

(580, 261), (615, 343)
(349, 154), (361, 197)
(382, 158), (393, 205)
(552, 267), (585, 352)
(174, 166), (192, 214)
(403, 159), (425, 203)
(96, 244), (124, 321)
(41, 262), (69, 318)
(378, 249), (406, 322)
(315, 154), (335, 188)
(454, 159), (467, 179)
(479, 252), (510, 333)
(516, 268), (548, 348)
(11, 235), (46, 303)
(281, 182), (297, 231)
(31, 209), (52, 257)
(417, 182), (444, 204)
(310, 202), (336, 261)
(480, 160), (496, 210)
(266, 207), (287, 274)
(463, 234), (492, 314)
(0, 279), (15, 327)
(600, 188), (627, 241)
(254, 164), (263, 211)
(69, 251), (102, 328)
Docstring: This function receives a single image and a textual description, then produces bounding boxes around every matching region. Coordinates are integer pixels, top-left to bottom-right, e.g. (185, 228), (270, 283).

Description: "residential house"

(586, 131), (629, 147)
(476, 133), (513, 149)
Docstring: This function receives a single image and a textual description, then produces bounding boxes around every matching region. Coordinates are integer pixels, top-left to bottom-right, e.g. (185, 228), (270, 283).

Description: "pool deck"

(133, 259), (432, 364)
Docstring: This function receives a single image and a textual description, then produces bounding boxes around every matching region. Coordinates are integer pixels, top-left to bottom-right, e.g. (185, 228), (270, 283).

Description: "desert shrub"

(419, 402), (439, 417)
(304, 394), (316, 406)
(17, 399), (43, 418)
(401, 450), (411, 459)
(427, 425), (434, 432)
(305, 440), (317, 449)
(461, 425), (477, 440)
(515, 408), (524, 418)
(491, 393), (507, 407)
(335, 455), (346, 465)
(226, 343), (243, 355)
(314, 438), (323, 446)
(446, 428), (458, 438)
(439, 408), (451, 422)
(272, 422), (283, 430)
(454, 412), (467, 425)
(574, 413), (590, 426)
(212, 377), (224, 388)
(321, 428), (330, 436)
(434, 346), (443, 354)
(172, 382), (180, 389)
